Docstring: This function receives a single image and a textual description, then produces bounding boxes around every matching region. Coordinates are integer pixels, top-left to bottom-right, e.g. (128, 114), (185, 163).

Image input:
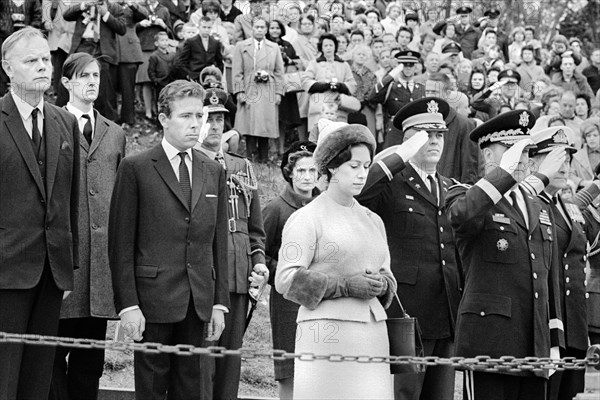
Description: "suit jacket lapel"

(44, 107), (61, 201)
(152, 145), (190, 211)
(2, 95), (46, 199)
(191, 149), (206, 212)
(89, 110), (108, 157)
(402, 164), (437, 206)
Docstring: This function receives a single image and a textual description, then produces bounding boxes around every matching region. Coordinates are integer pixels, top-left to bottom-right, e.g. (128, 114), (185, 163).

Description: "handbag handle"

(393, 292), (410, 318)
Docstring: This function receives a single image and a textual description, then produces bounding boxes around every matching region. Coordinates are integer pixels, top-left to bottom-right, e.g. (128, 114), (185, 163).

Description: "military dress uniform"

(357, 98), (462, 400)
(444, 111), (564, 400)
(196, 89), (267, 400)
(369, 51), (425, 145)
(528, 126), (600, 400)
(455, 6), (481, 60)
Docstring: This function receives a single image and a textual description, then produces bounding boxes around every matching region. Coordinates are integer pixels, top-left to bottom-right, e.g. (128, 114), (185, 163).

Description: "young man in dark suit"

(63, 0), (127, 121)
(194, 88), (268, 400)
(49, 52), (126, 400)
(0, 27), (80, 399)
(173, 16), (224, 82)
(108, 80), (229, 399)
(358, 98), (461, 400)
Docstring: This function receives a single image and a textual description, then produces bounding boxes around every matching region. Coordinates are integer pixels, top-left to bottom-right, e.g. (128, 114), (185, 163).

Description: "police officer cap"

(280, 141), (317, 183)
(393, 97), (450, 132)
(498, 69), (521, 84)
(529, 126), (577, 157)
(204, 88), (229, 114)
(456, 6), (472, 14)
(405, 12), (419, 23)
(470, 110), (535, 149)
(484, 8), (501, 18)
(442, 41), (462, 54)
(395, 50), (421, 64)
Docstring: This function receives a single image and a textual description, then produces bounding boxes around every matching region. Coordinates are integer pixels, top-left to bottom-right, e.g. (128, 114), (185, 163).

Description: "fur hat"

(314, 124), (376, 172)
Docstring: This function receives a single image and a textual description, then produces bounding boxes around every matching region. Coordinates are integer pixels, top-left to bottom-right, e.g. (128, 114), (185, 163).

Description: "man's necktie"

(215, 153), (227, 170)
(178, 152), (192, 209)
(427, 175), (438, 206)
(31, 108), (42, 156)
(510, 191), (525, 223)
(81, 114), (93, 145)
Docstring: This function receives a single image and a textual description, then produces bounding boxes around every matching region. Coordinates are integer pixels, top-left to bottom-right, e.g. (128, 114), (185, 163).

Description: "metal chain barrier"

(1, 331), (599, 373)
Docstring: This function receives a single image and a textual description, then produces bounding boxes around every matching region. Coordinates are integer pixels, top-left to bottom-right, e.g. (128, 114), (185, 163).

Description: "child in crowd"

(148, 32), (175, 112)
(308, 102), (339, 143)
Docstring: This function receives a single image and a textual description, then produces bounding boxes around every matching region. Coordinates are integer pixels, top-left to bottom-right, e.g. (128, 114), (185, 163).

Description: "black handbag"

(386, 293), (425, 374)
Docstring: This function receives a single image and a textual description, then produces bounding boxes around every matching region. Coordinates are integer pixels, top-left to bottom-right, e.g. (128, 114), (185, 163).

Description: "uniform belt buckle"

(228, 218), (237, 232)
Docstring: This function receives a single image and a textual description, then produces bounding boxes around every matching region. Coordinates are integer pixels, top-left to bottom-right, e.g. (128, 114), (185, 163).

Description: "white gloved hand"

(395, 130), (429, 162)
(535, 147), (567, 181)
(499, 138), (533, 176)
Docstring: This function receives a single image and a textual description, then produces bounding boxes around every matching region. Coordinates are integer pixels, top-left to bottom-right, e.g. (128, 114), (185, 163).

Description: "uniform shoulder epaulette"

(536, 191), (552, 204)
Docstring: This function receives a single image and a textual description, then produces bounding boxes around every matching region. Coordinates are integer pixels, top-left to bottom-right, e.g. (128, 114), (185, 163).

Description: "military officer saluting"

(369, 50), (425, 147)
(529, 126), (600, 400)
(357, 97), (462, 400)
(445, 110), (567, 400)
(195, 88), (269, 400)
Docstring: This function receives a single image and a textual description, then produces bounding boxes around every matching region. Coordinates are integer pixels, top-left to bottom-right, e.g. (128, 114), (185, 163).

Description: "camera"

(254, 70), (269, 83)
(203, 81), (223, 89)
(329, 77), (339, 91)
(149, 14), (157, 23)
(11, 13), (26, 31)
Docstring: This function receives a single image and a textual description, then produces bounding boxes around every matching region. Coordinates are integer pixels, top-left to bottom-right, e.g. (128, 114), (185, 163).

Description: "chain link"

(1, 331), (599, 372)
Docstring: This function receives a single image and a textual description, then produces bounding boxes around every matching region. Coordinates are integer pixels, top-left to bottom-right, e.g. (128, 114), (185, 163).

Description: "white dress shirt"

(505, 188), (529, 227)
(11, 91), (44, 139)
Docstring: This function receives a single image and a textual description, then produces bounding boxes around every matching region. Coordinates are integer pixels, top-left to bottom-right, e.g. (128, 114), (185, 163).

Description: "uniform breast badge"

(497, 238), (509, 251)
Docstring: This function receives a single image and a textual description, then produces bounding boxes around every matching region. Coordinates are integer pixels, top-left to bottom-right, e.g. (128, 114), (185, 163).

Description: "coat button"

(528, 235), (532, 241)
(565, 277), (570, 283)
(533, 272), (537, 279)
(480, 311), (485, 316)
(442, 260), (446, 266)
(583, 255), (587, 261)
(564, 253), (568, 258)
(500, 226), (505, 230)
(38, 160), (43, 165)
(45, 226), (50, 230)
(438, 211), (442, 216)
(566, 290), (571, 296)
(535, 292), (539, 299)
(584, 280), (587, 286)
(92, 224), (98, 230)
(187, 240), (191, 246)
(531, 253), (535, 260)
(187, 263), (191, 268)
(409, 208), (413, 212)
(89, 189), (95, 195)
(565, 264), (569, 270)
(185, 217), (190, 222)
(440, 227), (444, 232)
(440, 243), (445, 249)
(586, 293), (590, 299)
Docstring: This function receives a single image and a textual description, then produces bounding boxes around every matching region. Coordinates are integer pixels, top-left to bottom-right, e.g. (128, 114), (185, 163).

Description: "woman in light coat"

(232, 15), (284, 162)
(302, 33), (357, 128)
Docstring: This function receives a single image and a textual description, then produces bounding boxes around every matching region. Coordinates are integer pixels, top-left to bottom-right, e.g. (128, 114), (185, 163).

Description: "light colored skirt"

(294, 315), (394, 399)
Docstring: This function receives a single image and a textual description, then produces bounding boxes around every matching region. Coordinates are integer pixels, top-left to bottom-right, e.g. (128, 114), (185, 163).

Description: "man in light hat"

(445, 110), (567, 400)
(358, 97), (461, 400)
(369, 50), (425, 146)
(194, 88), (268, 400)
(455, 6), (480, 59)
(528, 126), (600, 400)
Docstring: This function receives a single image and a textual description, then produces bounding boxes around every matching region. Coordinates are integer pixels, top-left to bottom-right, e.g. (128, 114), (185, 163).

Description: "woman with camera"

(302, 33), (357, 129)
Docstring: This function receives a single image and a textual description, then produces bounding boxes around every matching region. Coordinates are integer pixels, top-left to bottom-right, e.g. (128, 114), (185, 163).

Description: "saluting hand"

(395, 130), (429, 162)
(535, 146), (567, 180)
(499, 138), (534, 179)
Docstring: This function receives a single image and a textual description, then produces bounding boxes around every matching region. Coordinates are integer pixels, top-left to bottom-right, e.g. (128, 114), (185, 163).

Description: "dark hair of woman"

(324, 143), (374, 181)
(283, 150), (315, 183)
(266, 19), (287, 40)
(318, 33), (339, 53)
